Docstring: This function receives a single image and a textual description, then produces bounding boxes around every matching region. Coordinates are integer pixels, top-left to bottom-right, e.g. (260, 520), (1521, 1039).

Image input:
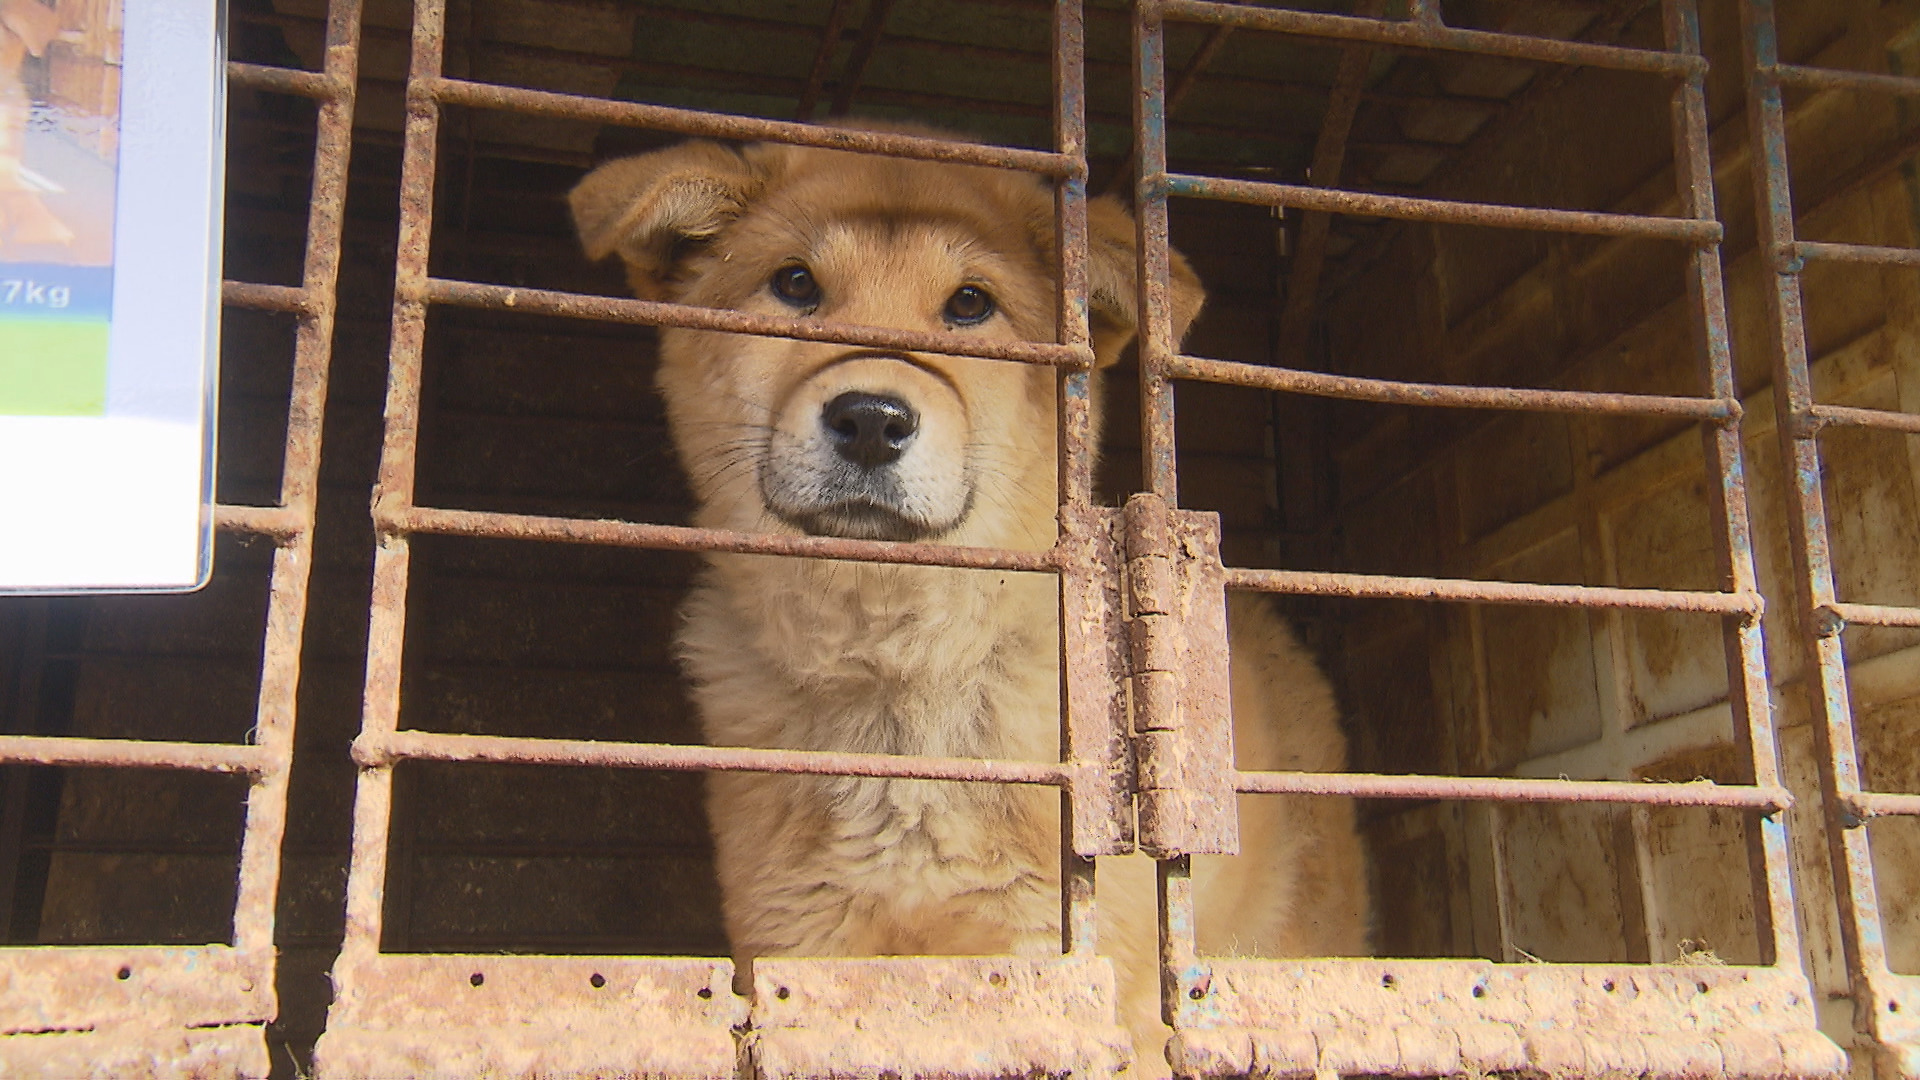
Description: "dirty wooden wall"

(1297, 0), (1920, 1048)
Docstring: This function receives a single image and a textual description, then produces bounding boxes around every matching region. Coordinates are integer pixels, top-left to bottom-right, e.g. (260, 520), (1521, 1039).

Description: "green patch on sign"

(0, 319), (110, 416)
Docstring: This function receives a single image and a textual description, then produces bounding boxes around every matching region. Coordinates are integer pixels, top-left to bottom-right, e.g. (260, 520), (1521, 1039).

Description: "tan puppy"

(571, 133), (1371, 1072)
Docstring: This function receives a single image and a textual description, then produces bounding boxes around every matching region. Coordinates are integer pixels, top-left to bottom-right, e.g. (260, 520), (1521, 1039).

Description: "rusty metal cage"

(5, 0), (1920, 1076)
(0, 0), (360, 1070)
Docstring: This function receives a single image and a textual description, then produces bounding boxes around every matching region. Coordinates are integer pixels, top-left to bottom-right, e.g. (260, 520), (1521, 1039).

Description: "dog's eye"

(771, 264), (820, 307)
(945, 285), (995, 325)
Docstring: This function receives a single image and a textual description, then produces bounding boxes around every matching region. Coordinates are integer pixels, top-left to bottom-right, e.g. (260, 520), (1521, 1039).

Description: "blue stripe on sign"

(0, 263), (115, 322)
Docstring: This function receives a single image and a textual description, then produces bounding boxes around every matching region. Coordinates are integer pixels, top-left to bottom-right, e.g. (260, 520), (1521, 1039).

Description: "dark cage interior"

(3, 0), (1920, 1076)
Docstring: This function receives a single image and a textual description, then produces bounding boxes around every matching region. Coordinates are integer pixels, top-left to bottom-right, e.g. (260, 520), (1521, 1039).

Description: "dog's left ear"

(1084, 194), (1206, 368)
(569, 141), (766, 300)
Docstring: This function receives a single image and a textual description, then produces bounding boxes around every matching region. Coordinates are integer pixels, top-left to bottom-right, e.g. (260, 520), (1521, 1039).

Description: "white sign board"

(0, 0), (225, 593)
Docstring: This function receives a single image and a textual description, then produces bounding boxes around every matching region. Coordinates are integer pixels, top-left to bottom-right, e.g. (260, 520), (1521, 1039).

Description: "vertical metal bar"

(339, 0), (449, 971)
(1156, 855), (1204, 1026)
(229, 0), (364, 960)
(1740, 0), (1894, 1039)
(1661, 0), (1799, 972)
(1102, 24), (1231, 198)
(1133, 1), (1196, 1034)
(1133, 0), (1177, 503)
(1055, 3), (1093, 515)
(1054, 0), (1099, 958)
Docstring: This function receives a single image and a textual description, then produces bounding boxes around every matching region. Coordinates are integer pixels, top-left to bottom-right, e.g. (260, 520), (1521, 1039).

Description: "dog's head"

(570, 133), (1203, 548)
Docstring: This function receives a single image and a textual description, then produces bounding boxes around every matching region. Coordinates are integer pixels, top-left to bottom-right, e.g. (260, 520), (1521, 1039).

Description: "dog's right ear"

(569, 142), (764, 300)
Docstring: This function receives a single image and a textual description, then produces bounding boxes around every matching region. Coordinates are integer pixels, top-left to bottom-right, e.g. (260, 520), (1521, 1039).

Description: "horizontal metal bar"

(1824, 601), (1920, 629)
(424, 77), (1083, 178)
(226, 60), (340, 101)
(0, 735), (269, 775)
(214, 504), (305, 543)
(1236, 769), (1791, 811)
(1807, 403), (1920, 435)
(423, 279), (1094, 368)
(1844, 790), (1920, 822)
(1155, 0), (1704, 76)
(1764, 62), (1920, 98)
(1226, 566), (1762, 614)
(385, 503), (1062, 573)
(1158, 173), (1722, 242)
(1169, 354), (1737, 420)
(356, 730), (1074, 786)
(221, 280), (312, 314)
(1789, 240), (1920, 267)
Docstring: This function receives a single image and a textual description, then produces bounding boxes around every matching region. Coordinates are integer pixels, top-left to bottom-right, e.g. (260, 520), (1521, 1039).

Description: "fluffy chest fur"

(680, 557), (1063, 934)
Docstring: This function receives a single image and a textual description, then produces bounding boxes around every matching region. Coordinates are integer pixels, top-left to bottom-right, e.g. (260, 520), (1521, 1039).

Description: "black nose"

(822, 391), (919, 468)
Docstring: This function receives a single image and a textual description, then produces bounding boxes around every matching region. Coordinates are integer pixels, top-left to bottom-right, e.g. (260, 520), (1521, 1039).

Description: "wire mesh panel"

(1740, 0), (1920, 1073)
(0, 0), (361, 1073)
(1128, 0), (1841, 1076)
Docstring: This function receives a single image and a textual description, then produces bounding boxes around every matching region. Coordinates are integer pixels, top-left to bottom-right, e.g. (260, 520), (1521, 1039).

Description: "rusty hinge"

(1122, 493), (1239, 858)
(1060, 504), (1138, 858)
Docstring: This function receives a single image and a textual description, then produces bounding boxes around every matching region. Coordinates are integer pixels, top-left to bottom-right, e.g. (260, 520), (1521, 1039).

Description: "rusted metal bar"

(1053, 2), (1095, 508)
(226, 60), (339, 100)
(1159, 855), (1206, 1027)
(1664, 0), (1799, 970)
(1825, 601), (1920, 629)
(1157, 172), (1722, 243)
(1808, 403), (1920, 435)
(1169, 354), (1737, 420)
(1134, 0), (1179, 503)
(0, 945), (275, 1044)
(220, 280), (311, 314)
(1133, 3), (1209, 1027)
(1170, 959), (1847, 1079)
(1102, 23), (1232, 195)
(1741, 0), (1900, 1047)
(1767, 61), (1920, 98)
(224, 0), (366, 981)
(383, 503), (1061, 573)
(828, 0), (894, 116)
(423, 278), (1093, 368)
(212, 503), (304, 543)
(0, 735), (268, 774)
(795, 0), (857, 121)
(1226, 566), (1760, 615)
(1272, 0), (1387, 366)
(333, 0), (449, 978)
(1843, 791), (1920, 822)
(427, 76), (1084, 178)
(357, 730), (1074, 786)
(1051, 0), (1116, 955)
(314, 955), (742, 1079)
(1789, 239), (1920, 267)
(1156, 0), (1702, 76)
(1235, 768), (1790, 812)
